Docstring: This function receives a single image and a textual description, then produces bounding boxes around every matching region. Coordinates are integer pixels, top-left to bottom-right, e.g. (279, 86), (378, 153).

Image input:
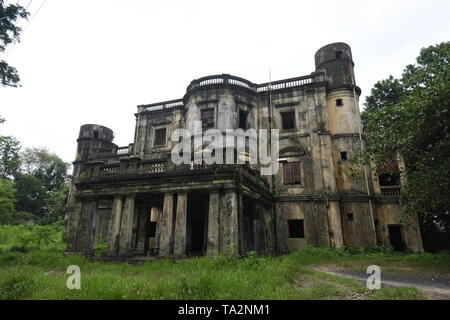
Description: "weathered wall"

(375, 202), (423, 252)
(340, 201), (377, 247)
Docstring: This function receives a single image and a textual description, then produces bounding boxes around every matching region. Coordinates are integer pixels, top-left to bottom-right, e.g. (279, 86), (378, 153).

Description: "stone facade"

(64, 42), (423, 258)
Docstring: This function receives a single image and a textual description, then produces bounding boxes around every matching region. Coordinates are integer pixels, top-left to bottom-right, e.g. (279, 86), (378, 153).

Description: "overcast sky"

(1, 0), (449, 164)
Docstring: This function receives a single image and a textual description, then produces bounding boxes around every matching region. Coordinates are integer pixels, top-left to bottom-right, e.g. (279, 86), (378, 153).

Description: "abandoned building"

(64, 42), (424, 258)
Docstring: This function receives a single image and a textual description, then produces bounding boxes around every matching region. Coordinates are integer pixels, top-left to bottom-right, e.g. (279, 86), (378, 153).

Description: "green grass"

(0, 224), (448, 300)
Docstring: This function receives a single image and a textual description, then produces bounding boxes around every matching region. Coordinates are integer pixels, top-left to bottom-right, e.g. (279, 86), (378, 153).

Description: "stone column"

(159, 193), (174, 256)
(207, 191), (220, 256)
(118, 195), (135, 255)
(173, 192), (188, 256)
(136, 206), (148, 252)
(223, 190), (238, 254)
(75, 200), (97, 255)
(84, 200), (98, 255)
(66, 202), (82, 252)
(107, 196), (123, 254)
(327, 200), (344, 248)
(253, 202), (262, 252)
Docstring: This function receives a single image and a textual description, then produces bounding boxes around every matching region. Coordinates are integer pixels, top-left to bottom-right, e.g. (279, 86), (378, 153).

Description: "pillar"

(173, 192), (187, 256)
(135, 206), (148, 252)
(107, 196), (123, 255)
(85, 200), (98, 255)
(327, 200), (344, 248)
(207, 191), (220, 256)
(159, 193), (174, 256)
(222, 190), (238, 254)
(149, 206), (163, 253)
(76, 199), (97, 254)
(118, 194), (135, 255)
(66, 202), (82, 252)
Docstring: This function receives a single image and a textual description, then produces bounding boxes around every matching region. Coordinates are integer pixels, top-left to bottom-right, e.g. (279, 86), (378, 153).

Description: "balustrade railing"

(380, 186), (401, 197)
(140, 99), (184, 112)
(256, 75), (313, 93)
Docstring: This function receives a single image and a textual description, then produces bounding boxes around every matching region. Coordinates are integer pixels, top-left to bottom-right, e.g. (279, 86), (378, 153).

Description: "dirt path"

(313, 265), (450, 300)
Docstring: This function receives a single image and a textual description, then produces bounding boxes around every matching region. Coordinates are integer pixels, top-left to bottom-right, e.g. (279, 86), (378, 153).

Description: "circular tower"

(314, 42), (356, 90)
(68, 124), (115, 204)
(315, 43), (367, 193)
(64, 124), (116, 247)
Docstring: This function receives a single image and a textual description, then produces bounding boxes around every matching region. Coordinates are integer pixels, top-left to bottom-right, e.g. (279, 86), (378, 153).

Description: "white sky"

(1, 0), (449, 164)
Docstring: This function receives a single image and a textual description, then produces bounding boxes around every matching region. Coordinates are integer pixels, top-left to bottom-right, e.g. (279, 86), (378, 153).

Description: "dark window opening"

(154, 128), (167, 146)
(239, 110), (248, 130)
(340, 151), (348, 160)
(388, 225), (405, 251)
(347, 213), (354, 221)
(335, 51), (343, 59)
(378, 172), (401, 186)
(148, 222), (157, 238)
(288, 219), (305, 238)
(280, 111), (295, 130)
(201, 109), (215, 129)
(283, 161), (301, 185)
(93, 131), (99, 138)
(336, 99), (343, 106)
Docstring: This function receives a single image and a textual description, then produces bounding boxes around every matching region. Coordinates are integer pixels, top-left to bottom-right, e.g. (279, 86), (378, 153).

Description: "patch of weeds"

(0, 269), (36, 300)
(370, 287), (423, 300)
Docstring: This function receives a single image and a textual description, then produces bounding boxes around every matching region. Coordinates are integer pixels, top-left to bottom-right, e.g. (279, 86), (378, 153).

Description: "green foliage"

(0, 178), (15, 224)
(0, 224), (64, 252)
(0, 1), (29, 87)
(358, 42), (450, 249)
(13, 148), (70, 224)
(0, 135), (21, 179)
(0, 140), (70, 225)
(0, 269), (36, 299)
(21, 147), (70, 193)
(1, 238), (447, 300)
(93, 239), (108, 257)
(371, 287), (422, 300)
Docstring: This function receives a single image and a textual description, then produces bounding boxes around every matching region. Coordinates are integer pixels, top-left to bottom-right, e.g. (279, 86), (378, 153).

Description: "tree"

(0, 135), (21, 178)
(0, 178), (15, 224)
(359, 42), (450, 250)
(21, 147), (70, 193)
(0, 0), (29, 87)
(15, 147), (70, 224)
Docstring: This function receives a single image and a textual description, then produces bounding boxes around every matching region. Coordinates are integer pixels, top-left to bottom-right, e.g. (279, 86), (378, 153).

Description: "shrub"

(94, 239), (108, 257)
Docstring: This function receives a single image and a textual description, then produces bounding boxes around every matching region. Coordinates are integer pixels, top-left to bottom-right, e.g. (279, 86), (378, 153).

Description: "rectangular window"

(201, 109), (215, 129)
(148, 222), (157, 238)
(288, 219), (305, 238)
(283, 162), (301, 185)
(280, 111), (295, 130)
(336, 99), (343, 107)
(239, 110), (248, 130)
(340, 151), (348, 160)
(347, 213), (354, 221)
(154, 128), (167, 146)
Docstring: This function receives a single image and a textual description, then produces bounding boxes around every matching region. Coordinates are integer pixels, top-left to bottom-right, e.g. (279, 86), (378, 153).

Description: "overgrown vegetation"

(355, 42), (450, 251)
(0, 0), (29, 87)
(0, 134), (70, 225)
(0, 224), (448, 300)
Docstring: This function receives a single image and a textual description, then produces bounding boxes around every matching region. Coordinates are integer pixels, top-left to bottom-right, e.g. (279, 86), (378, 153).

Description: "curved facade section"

(315, 42), (356, 91)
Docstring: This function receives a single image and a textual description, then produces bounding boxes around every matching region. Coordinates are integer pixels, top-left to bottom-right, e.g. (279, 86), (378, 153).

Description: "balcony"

(380, 186), (401, 197)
